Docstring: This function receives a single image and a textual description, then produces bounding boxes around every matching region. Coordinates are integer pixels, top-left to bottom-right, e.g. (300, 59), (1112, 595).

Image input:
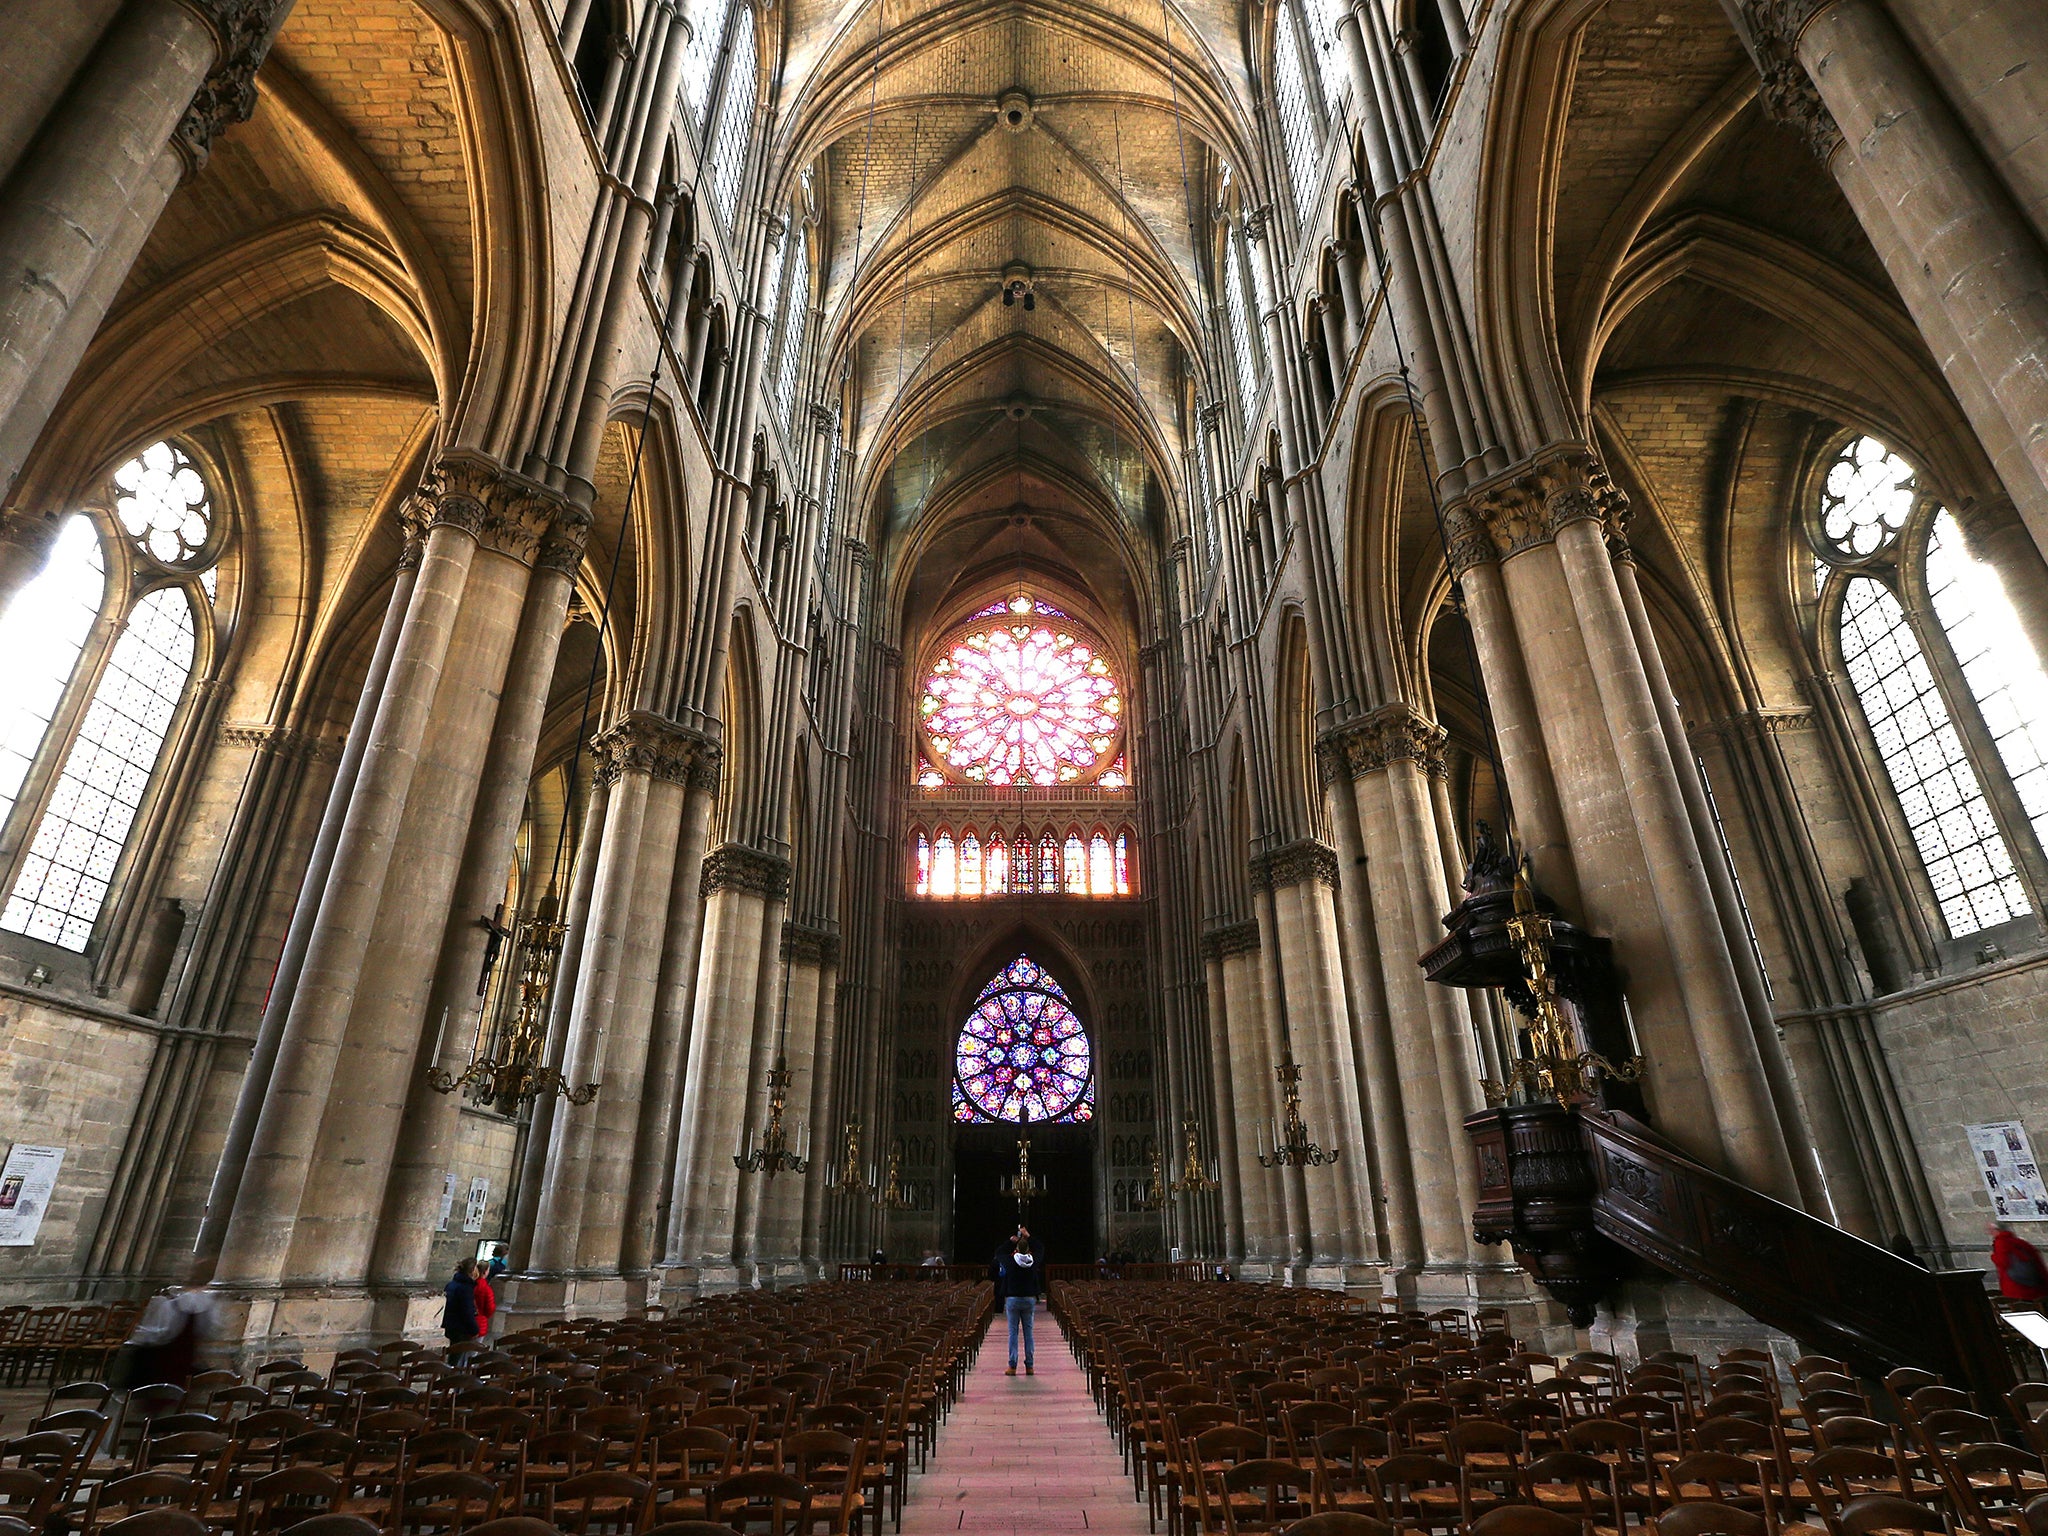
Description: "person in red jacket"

(1990, 1223), (2048, 1300)
(472, 1262), (498, 1341)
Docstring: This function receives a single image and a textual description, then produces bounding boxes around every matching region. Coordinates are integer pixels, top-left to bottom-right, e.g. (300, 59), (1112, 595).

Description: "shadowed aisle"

(898, 1305), (1149, 1536)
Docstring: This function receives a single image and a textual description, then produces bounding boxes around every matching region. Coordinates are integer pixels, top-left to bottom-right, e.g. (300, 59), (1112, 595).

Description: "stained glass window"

(1089, 832), (1113, 894)
(1063, 833), (1086, 893)
(1099, 754), (1129, 790)
(0, 516), (106, 833)
(914, 831), (931, 895)
(932, 832), (957, 897)
(959, 833), (982, 897)
(1926, 510), (2048, 852)
(1038, 833), (1059, 892)
(952, 954), (1094, 1124)
(1274, 11), (1320, 230)
(987, 837), (1009, 895)
(1014, 834), (1033, 891)
(4, 588), (196, 950)
(1114, 832), (1131, 895)
(1840, 575), (2026, 935)
(917, 607), (1123, 786)
(773, 226), (808, 425)
(971, 595), (1068, 621)
(707, 6), (756, 227)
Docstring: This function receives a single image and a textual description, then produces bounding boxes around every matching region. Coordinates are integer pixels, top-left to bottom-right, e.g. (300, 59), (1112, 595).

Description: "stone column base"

(1589, 1278), (1799, 1370)
(209, 1286), (448, 1365)
(655, 1262), (757, 1306)
(1300, 1261), (1384, 1295)
(493, 1272), (643, 1327)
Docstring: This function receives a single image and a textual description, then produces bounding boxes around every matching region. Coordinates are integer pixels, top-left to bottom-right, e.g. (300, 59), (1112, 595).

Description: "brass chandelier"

(425, 893), (597, 1108)
(1257, 1056), (1339, 1168)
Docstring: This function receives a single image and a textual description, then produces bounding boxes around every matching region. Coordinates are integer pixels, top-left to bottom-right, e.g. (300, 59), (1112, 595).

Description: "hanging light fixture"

(1000, 1108), (1046, 1213)
(735, 944), (812, 1177)
(1137, 1147), (1170, 1211)
(876, 1141), (917, 1211)
(427, 891), (598, 1109)
(825, 1120), (875, 1199)
(1168, 1115), (1220, 1197)
(1257, 1056), (1338, 1168)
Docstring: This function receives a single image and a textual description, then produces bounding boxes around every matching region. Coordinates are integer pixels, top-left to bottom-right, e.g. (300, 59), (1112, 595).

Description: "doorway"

(952, 1124), (1096, 1265)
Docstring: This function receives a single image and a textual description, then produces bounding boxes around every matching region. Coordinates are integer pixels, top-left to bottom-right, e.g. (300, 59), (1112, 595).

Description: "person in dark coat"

(991, 1225), (1045, 1376)
(442, 1258), (482, 1360)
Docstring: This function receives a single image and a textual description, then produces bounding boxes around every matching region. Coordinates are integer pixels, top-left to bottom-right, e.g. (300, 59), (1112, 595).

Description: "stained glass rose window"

(917, 603), (1122, 786)
(952, 954), (1094, 1123)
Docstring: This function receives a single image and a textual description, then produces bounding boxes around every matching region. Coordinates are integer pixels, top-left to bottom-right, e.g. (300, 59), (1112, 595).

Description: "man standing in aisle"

(992, 1224), (1044, 1376)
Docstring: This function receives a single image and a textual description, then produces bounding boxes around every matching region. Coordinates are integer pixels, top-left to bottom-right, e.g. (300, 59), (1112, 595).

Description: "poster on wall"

(0, 1144), (64, 1247)
(1967, 1121), (2048, 1220)
(462, 1178), (490, 1234)
(437, 1172), (457, 1232)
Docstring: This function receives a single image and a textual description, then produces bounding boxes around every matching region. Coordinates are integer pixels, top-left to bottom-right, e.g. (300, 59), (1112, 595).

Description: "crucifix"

(475, 903), (514, 997)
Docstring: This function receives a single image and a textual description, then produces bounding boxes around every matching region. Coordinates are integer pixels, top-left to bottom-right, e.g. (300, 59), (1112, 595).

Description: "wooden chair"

(706, 1470), (810, 1536)
(1836, 1494), (1952, 1536)
(243, 1466), (344, 1536)
(1657, 1506), (1768, 1536)
(782, 1430), (865, 1536)
(84, 1472), (201, 1535)
(1522, 1450), (1623, 1529)
(270, 1517), (379, 1536)
(1366, 1453), (1465, 1535)
(550, 1471), (654, 1536)
(393, 1472), (501, 1536)
(1946, 1445), (2047, 1535)
(103, 1512), (208, 1536)
(1216, 1457), (1316, 1535)
(1465, 1505), (1584, 1536)
(1277, 1516), (1394, 1536)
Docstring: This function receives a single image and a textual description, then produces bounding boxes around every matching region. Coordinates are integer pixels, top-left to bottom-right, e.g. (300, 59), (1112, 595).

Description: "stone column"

(797, 935), (842, 1274)
(526, 714), (692, 1277)
(1198, 942), (1247, 1262)
(367, 505), (588, 1286)
(623, 747), (720, 1276)
(1955, 497), (2048, 676)
(1251, 894), (1313, 1272)
(1746, 0), (2048, 528)
(665, 845), (789, 1289)
(1215, 924), (1284, 1267)
(1253, 842), (1373, 1278)
(0, 2), (287, 495)
(1333, 717), (1476, 1270)
(211, 463), (487, 1289)
(757, 922), (830, 1272)
(195, 529), (421, 1269)
(507, 773), (610, 1271)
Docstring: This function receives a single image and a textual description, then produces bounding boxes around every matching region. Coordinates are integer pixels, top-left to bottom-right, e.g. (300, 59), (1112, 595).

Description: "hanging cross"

(476, 902), (514, 997)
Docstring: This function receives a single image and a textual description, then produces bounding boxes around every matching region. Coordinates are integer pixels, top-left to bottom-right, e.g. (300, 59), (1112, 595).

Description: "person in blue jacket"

(991, 1225), (1045, 1375)
(442, 1257), (481, 1361)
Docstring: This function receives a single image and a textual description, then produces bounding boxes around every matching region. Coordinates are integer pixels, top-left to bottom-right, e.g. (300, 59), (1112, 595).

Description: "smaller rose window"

(115, 440), (214, 566)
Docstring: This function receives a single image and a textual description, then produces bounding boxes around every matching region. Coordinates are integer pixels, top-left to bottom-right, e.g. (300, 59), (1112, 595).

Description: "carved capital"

(687, 740), (725, 792)
(217, 721), (341, 762)
(1445, 445), (1631, 565)
(1693, 706), (1817, 743)
(1744, 0), (1844, 161)
(592, 711), (707, 785)
(412, 452), (586, 567)
(781, 920), (840, 967)
(701, 844), (792, 900)
(1317, 703), (1447, 781)
(173, 0), (287, 178)
(1250, 839), (1340, 892)
(1199, 919), (1263, 962)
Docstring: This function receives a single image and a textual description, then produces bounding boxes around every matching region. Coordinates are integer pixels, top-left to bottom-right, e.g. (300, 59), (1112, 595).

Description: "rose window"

(918, 606), (1122, 786)
(952, 955), (1094, 1123)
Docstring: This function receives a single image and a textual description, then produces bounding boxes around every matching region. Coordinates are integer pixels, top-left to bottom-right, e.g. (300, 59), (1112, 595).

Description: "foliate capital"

(173, 0), (288, 178)
(781, 920), (840, 967)
(1317, 702), (1447, 782)
(592, 711), (710, 786)
(1744, 0), (1844, 161)
(1249, 839), (1340, 893)
(687, 740), (725, 792)
(1198, 919), (1262, 962)
(1441, 444), (1626, 567)
(415, 452), (585, 567)
(701, 844), (793, 900)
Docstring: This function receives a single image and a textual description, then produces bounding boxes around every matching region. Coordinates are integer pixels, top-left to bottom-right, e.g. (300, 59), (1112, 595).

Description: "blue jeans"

(1005, 1296), (1036, 1367)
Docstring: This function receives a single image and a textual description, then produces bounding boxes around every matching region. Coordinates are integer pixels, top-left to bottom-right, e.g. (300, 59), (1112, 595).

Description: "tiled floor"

(899, 1306), (1150, 1536)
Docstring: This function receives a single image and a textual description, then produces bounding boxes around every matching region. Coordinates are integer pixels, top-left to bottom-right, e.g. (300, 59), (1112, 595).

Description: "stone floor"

(899, 1306), (1149, 1536)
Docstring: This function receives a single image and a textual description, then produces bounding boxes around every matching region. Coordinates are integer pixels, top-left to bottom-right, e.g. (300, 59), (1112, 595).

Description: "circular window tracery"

(1817, 435), (1917, 560)
(952, 954), (1094, 1123)
(918, 604), (1123, 786)
(114, 441), (214, 567)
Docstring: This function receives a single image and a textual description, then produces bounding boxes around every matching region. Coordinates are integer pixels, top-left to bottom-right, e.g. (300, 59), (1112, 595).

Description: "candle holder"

(425, 898), (598, 1108)
(1169, 1116), (1221, 1197)
(734, 1054), (812, 1177)
(1256, 1058), (1339, 1168)
(825, 1121), (874, 1200)
(877, 1142), (918, 1211)
(1137, 1149), (1170, 1211)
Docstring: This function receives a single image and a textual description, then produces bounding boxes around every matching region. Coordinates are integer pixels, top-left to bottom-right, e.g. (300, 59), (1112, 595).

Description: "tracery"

(917, 606), (1124, 787)
(951, 954), (1094, 1124)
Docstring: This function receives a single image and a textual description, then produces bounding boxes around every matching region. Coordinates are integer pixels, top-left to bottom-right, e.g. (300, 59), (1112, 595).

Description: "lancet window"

(909, 824), (1137, 898)
(1813, 433), (2048, 939)
(0, 441), (223, 951)
(706, 5), (757, 228)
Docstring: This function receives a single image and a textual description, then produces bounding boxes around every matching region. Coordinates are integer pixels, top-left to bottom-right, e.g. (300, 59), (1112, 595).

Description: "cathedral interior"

(0, 0), (2046, 1365)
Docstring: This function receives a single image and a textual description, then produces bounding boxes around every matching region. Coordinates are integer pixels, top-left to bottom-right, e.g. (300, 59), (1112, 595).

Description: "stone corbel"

(700, 843), (793, 900)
